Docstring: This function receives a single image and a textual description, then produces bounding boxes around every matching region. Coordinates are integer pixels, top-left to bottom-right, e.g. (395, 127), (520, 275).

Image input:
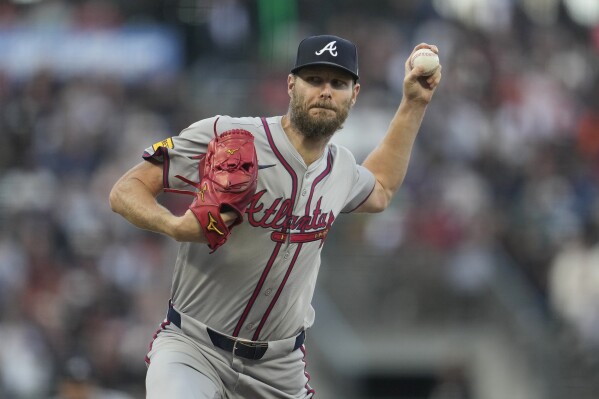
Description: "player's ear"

(351, 82), (360, 106)
(288, 74), (296, 95)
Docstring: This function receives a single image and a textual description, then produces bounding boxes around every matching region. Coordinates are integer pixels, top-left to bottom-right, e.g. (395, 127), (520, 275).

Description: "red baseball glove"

(173, 128), (258, 251)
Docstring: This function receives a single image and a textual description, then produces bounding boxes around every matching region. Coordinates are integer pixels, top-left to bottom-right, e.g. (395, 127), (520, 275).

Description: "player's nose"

(319, 83), (333, 99)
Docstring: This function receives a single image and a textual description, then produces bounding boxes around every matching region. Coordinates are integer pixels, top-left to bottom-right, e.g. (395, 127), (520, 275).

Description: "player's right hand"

(403, 43), (442, 104)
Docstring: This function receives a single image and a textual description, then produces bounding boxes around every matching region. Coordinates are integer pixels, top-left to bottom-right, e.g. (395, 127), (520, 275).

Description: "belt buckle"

(233, 339), (268, 360)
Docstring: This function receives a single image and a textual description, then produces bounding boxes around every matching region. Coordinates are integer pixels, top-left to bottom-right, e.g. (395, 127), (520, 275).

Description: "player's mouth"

(310, 104), (335, 111)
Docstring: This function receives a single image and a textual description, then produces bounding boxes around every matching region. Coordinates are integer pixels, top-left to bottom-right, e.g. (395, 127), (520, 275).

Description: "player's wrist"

(162, 214), (183, 241)
(398, 96), (429, 117)
(220, 211), (238, 227)
(167, 211), (205, 243)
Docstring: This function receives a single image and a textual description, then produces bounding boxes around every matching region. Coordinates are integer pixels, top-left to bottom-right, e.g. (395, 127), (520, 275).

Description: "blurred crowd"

(1, 0), (599, 398)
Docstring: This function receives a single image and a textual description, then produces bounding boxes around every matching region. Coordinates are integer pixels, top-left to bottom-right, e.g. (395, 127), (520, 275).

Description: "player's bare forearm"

(361, 100), (427, 211)
(109, 161), (207, 243)
(358, 43), (442, 213)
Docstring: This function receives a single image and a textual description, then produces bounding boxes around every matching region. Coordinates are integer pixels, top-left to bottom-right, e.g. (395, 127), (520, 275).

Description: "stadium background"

(1, 0), (599, 398)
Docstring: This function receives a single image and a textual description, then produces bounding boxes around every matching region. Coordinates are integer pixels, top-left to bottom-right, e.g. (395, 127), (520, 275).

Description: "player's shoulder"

(187, 115), (265, 132)
(327, 142), (357, 165)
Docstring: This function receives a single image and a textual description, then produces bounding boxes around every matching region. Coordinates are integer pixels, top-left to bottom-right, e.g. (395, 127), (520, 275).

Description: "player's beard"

(288, 87), (352, 140)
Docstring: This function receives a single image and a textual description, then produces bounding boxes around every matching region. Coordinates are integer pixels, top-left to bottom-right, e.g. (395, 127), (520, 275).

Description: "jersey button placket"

(264, 288), (272, 296)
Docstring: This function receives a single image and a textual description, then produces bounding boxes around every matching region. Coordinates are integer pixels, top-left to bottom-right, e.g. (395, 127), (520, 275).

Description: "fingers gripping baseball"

(404, 43), (442, 103)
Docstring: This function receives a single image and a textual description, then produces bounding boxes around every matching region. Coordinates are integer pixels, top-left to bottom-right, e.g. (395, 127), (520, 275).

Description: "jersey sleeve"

(142, 116), (219, 190)
(339, 147), (376, 213)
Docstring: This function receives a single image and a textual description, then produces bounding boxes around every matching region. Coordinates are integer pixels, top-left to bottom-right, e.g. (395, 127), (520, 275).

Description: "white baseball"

(410, 48), (439, 76)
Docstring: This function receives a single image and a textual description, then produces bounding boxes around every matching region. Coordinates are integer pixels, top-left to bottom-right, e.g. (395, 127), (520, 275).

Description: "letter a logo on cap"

(315, 41), (338, 57)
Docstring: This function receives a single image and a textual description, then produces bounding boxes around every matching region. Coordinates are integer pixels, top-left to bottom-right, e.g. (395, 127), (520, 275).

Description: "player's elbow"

(373, 182), (395, 211)
(109, 181), (125, 214)
(371, 192), (393, 213)
(108, 186), (119, 213)
(356, 186), (393, 213)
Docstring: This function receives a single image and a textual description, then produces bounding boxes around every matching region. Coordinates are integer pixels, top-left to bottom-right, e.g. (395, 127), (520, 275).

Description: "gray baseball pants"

(145, 314), (314, 398)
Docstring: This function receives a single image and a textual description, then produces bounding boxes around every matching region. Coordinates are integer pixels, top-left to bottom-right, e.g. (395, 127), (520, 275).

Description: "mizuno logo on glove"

(206, 212), (225, 236)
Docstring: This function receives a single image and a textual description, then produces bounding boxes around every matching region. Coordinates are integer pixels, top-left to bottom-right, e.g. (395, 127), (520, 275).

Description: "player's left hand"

(403, 43), (442, 105)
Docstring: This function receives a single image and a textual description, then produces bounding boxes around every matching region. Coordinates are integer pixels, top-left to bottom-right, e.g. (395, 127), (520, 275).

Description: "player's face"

(288, 66), (360, 140)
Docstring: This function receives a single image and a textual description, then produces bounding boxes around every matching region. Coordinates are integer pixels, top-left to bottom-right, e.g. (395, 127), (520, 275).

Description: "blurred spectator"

(549, 223), (599, 349)
(51, 356), (134, 399)
(208, 0), (251, 56)
(0, 321), (53, 398)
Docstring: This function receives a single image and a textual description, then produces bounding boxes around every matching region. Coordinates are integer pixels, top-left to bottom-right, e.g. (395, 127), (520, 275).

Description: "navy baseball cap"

(291, 35), (359, 81)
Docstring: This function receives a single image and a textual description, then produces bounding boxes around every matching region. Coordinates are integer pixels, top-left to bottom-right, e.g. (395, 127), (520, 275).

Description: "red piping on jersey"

(250, 119), (333, 340)
(252, 243), (303, 340)
(143, 146), (172, 189)
(231, 117), (301, 338)
(301, 345), (315, 396)
(213, 116), (220, 139)
(163, 174), (200, 196)
(163, 149), (170, 188)
(163, 188), (195, 196)
(255, 160), (333, 335)
(261, 117), (298, 217)
(144, 319), (171, 366)
(232, 242), (282, 337)
(304, 151), (333, 218)
(341, 181), (376, 214)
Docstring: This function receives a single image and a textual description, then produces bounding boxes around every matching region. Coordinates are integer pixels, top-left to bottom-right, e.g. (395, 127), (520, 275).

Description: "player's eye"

(331, 79), (348, 89)
(305, 76), (322, 85)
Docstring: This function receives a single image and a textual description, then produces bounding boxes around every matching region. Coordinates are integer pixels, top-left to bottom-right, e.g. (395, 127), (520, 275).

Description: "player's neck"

(281, 115), (329, 166)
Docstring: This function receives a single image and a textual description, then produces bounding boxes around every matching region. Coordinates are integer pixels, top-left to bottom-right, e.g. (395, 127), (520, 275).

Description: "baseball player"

(109, 35), (441, 398)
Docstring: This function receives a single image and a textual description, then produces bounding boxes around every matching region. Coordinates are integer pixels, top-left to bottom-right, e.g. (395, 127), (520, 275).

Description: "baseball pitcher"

(109, 35), (442, 398)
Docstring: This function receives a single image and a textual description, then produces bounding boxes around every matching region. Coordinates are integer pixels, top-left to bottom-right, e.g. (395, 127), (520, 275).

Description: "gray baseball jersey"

(143, 115), (375, 342)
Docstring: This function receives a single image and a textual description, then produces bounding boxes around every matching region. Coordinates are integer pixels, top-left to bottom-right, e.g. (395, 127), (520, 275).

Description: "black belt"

(167, 306), (305, 361)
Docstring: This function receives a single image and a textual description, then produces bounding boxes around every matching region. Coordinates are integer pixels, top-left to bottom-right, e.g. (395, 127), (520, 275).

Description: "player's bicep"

(116, 160), (165, 198)
(351, 179), (389, 213)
